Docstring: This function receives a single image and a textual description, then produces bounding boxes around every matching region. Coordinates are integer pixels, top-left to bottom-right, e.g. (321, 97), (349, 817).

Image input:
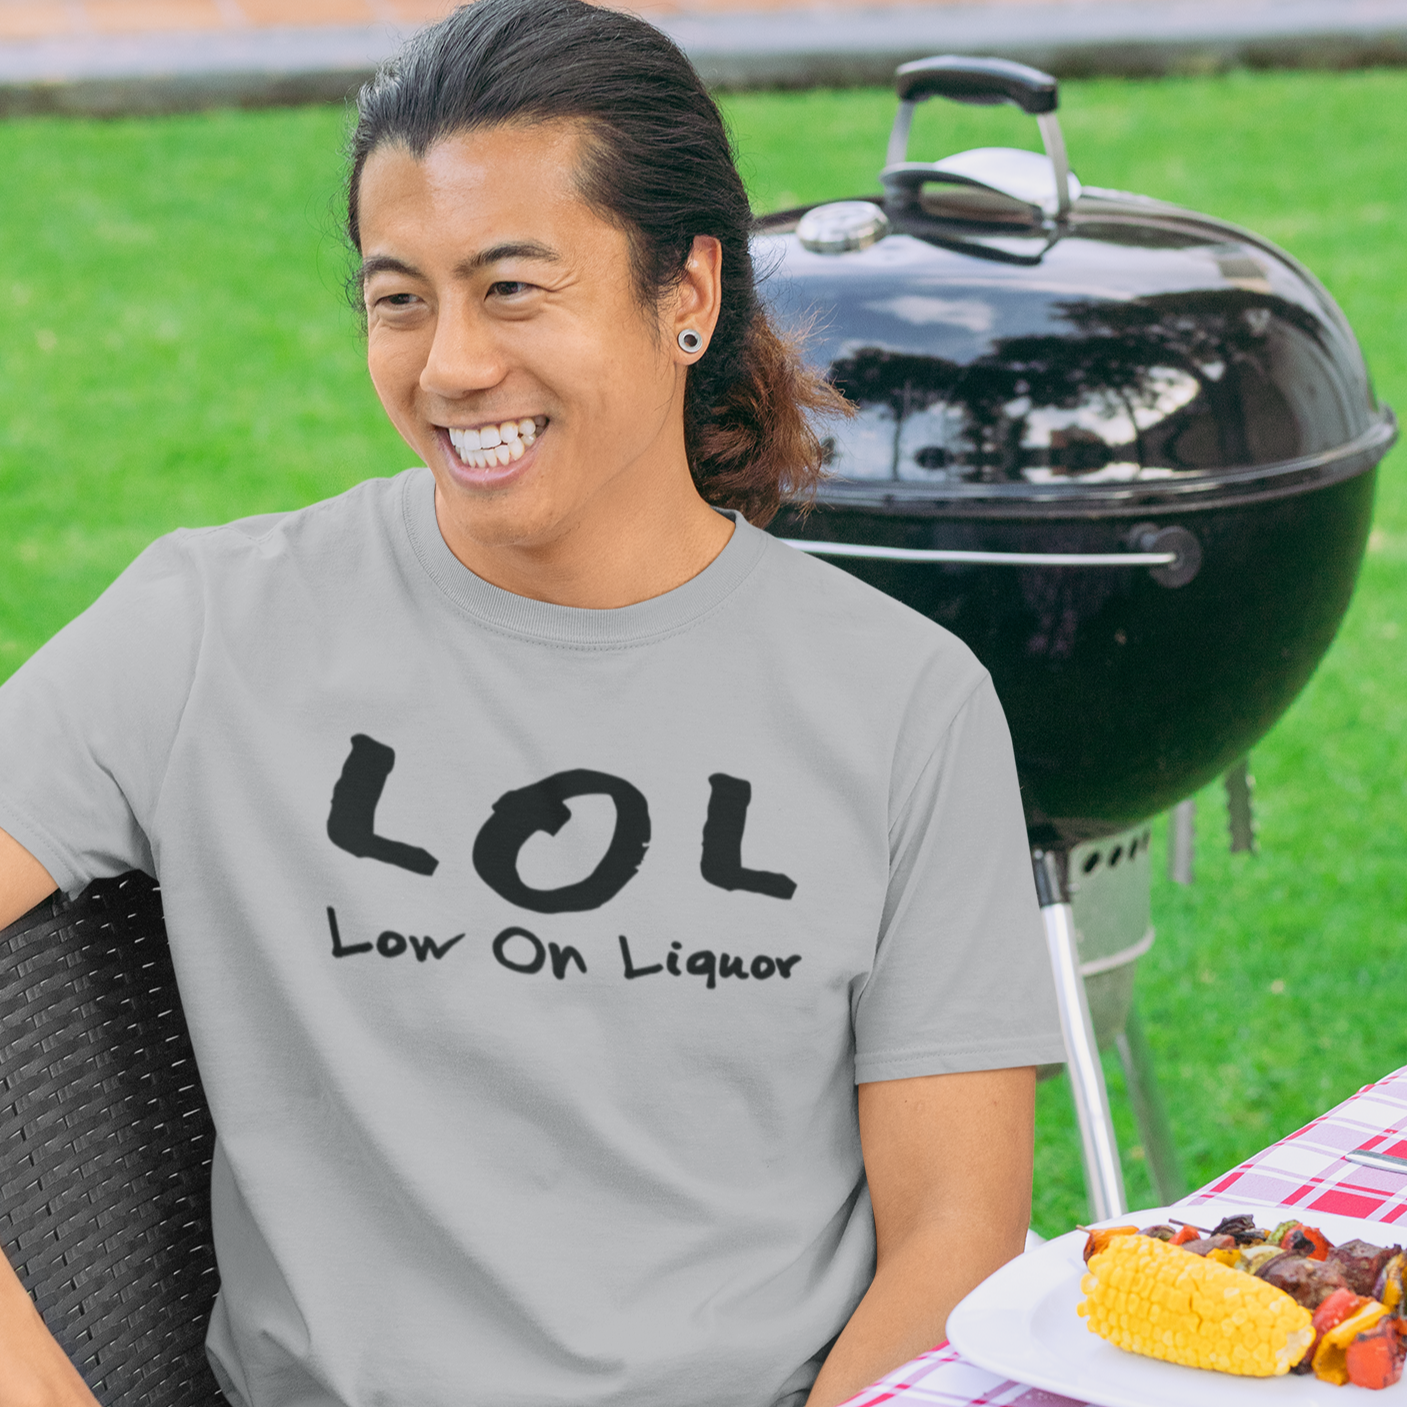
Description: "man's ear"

(669, 235), (723, 364)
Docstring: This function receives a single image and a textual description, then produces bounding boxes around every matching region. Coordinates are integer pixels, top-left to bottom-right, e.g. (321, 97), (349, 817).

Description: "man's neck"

(434, 474), (736, 610)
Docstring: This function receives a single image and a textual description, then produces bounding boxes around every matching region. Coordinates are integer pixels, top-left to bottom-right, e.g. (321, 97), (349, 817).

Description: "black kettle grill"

(755, 56), (1395, 1220)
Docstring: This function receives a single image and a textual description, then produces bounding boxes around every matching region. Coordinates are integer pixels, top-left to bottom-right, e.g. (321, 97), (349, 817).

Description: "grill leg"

(1033, 849), (1127, 1222)
(1169, 798), (1195, 885)
(1225, 758), (1257, 855)
(1115, 1005), (1184, 1205)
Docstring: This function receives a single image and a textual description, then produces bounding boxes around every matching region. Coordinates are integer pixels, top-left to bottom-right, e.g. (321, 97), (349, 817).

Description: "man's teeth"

(447, 418), (543, 468)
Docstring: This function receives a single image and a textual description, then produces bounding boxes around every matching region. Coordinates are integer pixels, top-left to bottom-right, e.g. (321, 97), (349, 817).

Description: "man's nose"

(421, 299), (505, 399)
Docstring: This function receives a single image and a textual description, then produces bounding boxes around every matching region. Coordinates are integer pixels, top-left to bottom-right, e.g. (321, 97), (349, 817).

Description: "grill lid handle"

(893, 56), (1058, 114)
(886, 55), (1071, 220)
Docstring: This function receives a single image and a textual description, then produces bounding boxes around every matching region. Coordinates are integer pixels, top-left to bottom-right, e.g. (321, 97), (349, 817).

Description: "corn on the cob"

(1078, 1233), (1314, 1376)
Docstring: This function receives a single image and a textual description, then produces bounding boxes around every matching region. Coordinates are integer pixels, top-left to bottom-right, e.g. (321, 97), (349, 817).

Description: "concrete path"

(675, 0), (1407, 87)
(2, 0), (1407, 112)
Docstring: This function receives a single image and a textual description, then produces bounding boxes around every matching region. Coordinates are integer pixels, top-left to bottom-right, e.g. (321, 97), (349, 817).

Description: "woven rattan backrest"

(0, 870), (225, 1405)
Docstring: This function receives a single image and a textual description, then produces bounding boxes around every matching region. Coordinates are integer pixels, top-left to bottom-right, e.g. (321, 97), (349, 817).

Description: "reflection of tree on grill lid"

(825, 289), (1354, 482)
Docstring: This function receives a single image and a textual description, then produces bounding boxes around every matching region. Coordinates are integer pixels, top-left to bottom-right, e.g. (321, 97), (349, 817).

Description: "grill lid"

(755, 58), (1394, 516)
(796, 201), (891, 254)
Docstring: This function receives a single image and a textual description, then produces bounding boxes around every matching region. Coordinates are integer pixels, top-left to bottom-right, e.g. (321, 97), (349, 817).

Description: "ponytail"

(347, 0), (849, 526)
(690, 316), (848, 525)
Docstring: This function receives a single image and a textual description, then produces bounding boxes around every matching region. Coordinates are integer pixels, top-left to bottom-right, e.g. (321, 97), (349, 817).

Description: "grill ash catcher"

(757, 56), (1394, 1221)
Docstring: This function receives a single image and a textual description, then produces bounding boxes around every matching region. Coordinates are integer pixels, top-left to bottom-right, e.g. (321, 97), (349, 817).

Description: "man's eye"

(383, 293), (418, 307)
(490, 281), (530, 297)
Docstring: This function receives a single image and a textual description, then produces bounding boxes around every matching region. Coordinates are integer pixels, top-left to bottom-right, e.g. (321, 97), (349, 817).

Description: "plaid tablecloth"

(844, 1063), (1407, 1407)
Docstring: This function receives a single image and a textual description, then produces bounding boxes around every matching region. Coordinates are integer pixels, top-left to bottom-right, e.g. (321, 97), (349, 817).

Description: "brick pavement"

(0, 2), (442, 41)
(3, 0), (1407, 106)
(0, 0), (1143, 39)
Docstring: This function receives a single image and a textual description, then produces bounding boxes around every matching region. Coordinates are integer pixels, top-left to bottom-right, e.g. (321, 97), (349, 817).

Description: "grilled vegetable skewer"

(1077, 1213), (1407, 1388)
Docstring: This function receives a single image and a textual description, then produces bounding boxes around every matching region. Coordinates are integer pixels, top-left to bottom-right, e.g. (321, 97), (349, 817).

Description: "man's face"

(357, 121), (688, 557)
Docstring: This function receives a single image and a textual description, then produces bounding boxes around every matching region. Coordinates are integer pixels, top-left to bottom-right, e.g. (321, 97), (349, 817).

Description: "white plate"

(947, 1201), (1407, 1407)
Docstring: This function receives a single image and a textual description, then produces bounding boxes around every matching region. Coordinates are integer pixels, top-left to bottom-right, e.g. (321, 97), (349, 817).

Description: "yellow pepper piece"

(1381, 1254), (1404, 1315)
(1312, 1300), (1390, 1386)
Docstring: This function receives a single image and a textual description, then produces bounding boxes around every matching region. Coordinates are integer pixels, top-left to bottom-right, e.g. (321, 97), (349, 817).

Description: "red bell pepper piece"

(1280, 1222), (1332, 1261)
(1314, 1288), (1368, 1337)
(1347, 1319), (1406, 1390)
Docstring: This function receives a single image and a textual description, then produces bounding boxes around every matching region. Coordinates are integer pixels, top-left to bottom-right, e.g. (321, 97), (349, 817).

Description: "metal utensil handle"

(886, 55), (1071, 219)
(1347, 1149), (1407, 1174)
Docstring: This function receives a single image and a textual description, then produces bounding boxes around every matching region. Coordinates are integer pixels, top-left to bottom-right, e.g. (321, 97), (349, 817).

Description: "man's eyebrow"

(358, 255), (421, 284)
(358, 242), (560, 286)
(457, 241), (561, 275)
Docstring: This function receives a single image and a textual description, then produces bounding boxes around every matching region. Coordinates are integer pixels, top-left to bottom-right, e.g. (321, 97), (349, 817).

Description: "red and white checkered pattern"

(844, 1344), (1086, 1406)
(843, 1063), (1407, 1406)
(1182, 1064), (1407, 1224)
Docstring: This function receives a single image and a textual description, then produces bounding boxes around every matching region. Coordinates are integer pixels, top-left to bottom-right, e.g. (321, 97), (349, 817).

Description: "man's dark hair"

(346, 0), (843, 525)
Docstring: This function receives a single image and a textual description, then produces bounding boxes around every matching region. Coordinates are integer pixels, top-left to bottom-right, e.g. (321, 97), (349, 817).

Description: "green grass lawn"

(3, 70), (1406, 1237)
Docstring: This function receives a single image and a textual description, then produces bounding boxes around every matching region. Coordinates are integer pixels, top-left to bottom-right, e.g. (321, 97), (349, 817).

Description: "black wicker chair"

(0, 870), (225, 1405)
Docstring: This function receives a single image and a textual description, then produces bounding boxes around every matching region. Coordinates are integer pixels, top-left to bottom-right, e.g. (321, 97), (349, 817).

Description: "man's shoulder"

(125, 473), (418, 608)
(174, 470), (414, 559)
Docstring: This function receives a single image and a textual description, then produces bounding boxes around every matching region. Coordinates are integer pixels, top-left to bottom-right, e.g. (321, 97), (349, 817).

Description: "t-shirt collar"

(399, 467), (770, 648)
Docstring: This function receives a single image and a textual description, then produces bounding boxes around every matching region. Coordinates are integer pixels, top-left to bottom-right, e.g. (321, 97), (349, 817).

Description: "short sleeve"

(0, 534), (203, 897)
(852, 672), (1066, 1083)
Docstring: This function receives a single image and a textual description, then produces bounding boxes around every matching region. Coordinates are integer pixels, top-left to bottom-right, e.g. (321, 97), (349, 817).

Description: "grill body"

(758, 193), (1393, 843)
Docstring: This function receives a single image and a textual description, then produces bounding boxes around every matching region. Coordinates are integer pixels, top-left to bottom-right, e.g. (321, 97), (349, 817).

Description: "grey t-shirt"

(0, 468), (1063, 1407)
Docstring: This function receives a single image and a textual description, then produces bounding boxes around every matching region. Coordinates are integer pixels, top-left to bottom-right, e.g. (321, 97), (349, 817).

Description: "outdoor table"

(846, 1064), (1407, 1407)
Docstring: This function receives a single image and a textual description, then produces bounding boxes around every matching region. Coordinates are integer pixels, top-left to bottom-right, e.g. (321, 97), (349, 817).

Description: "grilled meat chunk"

(1328, 1239), (1402, 1298)
(1256, 1253), (1350, 1310)
(1139, 1224), (1177, 1242)
(1182, 1234), (1238, 1258)
(1211, 1213), (1265, 1245)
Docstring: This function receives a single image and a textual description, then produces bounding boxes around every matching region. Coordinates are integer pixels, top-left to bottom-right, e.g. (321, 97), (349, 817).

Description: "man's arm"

(0, 826), (57, 933)
(0, 1259), (101, 1407)
(0, 826), (99, 1406)
(805, 1065), (1037, 1407)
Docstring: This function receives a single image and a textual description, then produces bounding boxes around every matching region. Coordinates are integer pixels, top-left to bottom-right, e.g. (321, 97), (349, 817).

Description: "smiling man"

(0, 4), (1064, 1406)
(354, 120), (736, 609)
